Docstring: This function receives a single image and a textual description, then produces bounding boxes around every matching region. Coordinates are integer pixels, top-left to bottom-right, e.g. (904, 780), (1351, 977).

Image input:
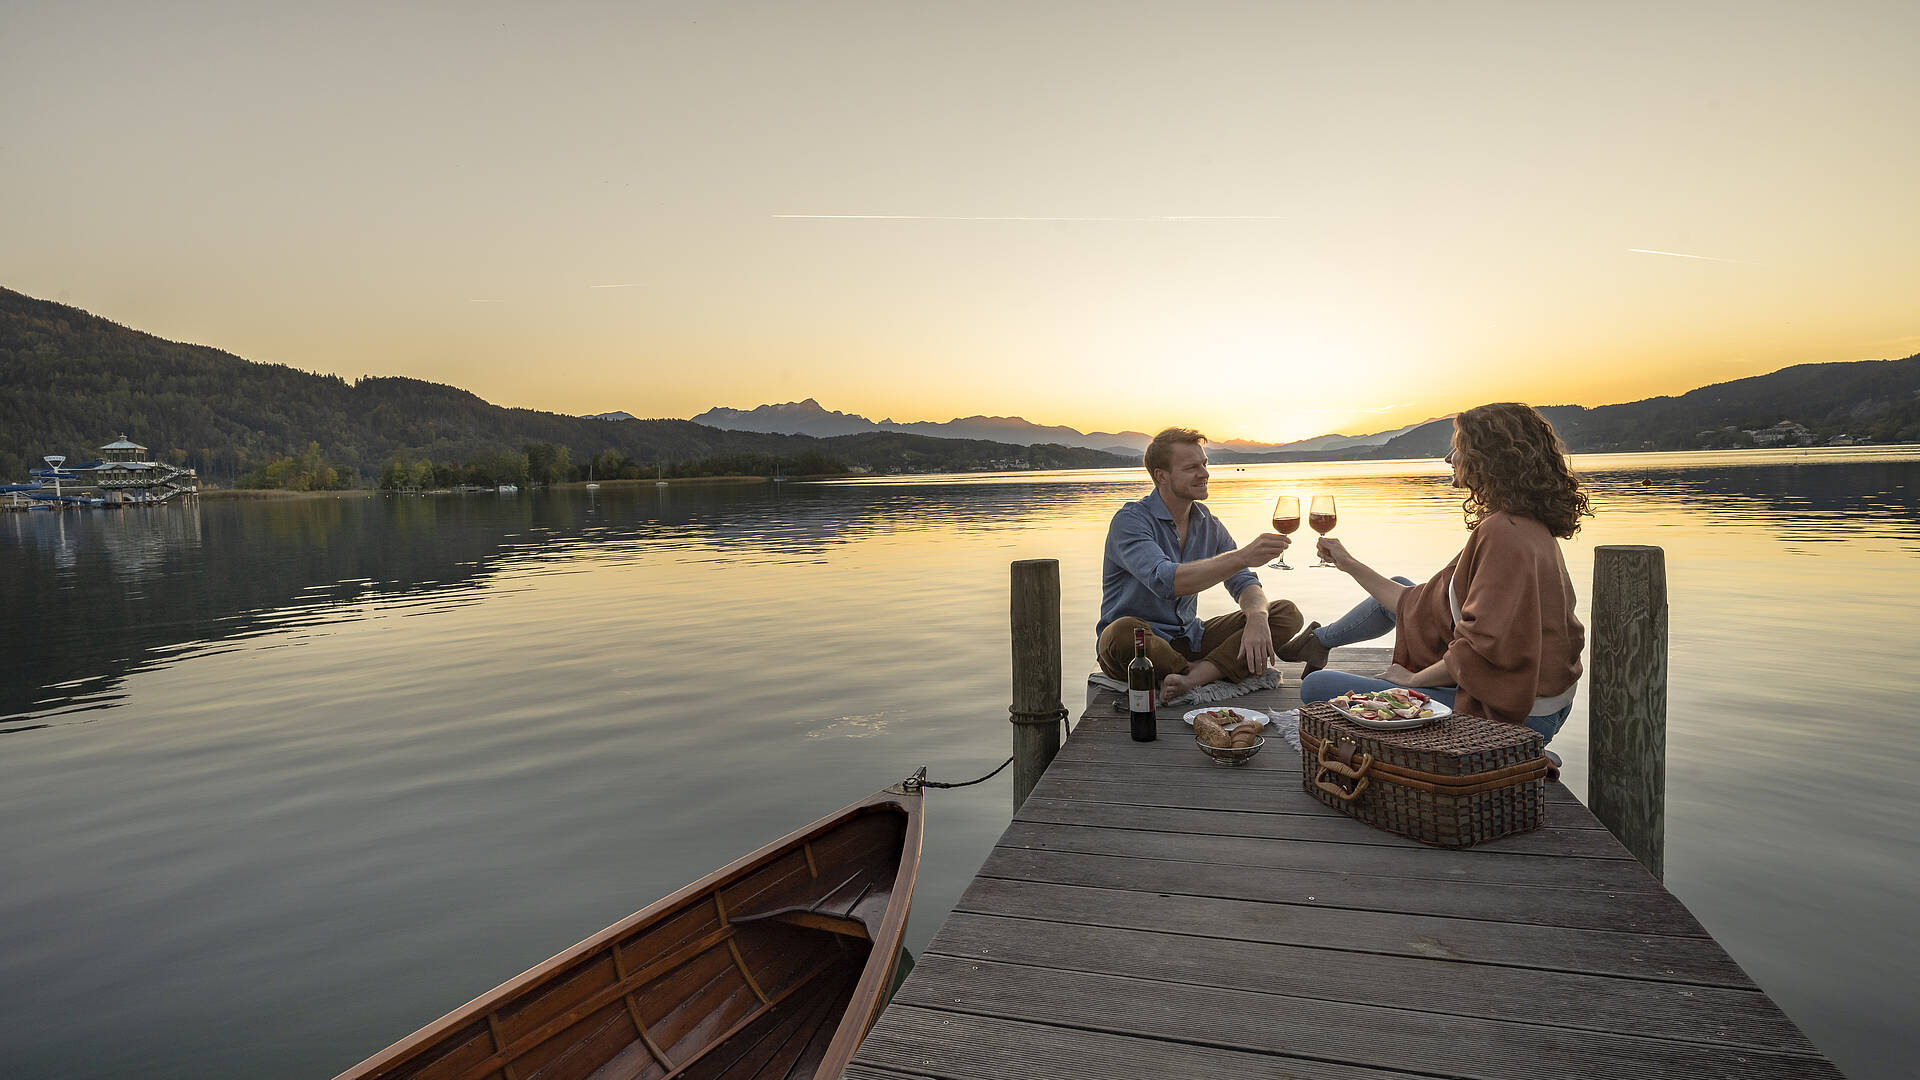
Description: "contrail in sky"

(588, 282), (646, 288)
(1627, 248), (1758, 264)
(773, 214), (1290, 221)
(1298, 402), (1415, 414)
(467, 298), (504, 303)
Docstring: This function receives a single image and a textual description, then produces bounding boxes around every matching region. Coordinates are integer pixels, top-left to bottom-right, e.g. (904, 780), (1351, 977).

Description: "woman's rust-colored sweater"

(1393, 511), (1584, 727)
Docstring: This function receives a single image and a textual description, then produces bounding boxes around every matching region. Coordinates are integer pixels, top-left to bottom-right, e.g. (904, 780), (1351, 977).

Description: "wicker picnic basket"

(1298, 702), (1551, 848)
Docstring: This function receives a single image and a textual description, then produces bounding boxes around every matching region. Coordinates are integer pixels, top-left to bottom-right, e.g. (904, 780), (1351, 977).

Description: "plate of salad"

(1327, 688), (1450, 730)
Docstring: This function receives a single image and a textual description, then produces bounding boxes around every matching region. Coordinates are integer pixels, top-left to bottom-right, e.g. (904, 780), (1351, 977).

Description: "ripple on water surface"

(2, 452), (1918, 1079)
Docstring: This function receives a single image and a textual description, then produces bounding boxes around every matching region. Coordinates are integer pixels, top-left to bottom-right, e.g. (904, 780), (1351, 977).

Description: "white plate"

(1329, 695), (1451, 730)
(1182, 707), (1271, 731)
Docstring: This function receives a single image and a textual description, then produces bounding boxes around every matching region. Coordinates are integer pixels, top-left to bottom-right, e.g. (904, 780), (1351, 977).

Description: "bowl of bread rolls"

(1189, 708), (1266, 765)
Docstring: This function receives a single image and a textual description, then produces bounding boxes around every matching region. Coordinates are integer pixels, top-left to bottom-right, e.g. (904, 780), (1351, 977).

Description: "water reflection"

(1577, 452), (1920, 548)
(6, 450), (1918, 727)
(1, 498), (512, 725)
(1, 449), (1917, 1079)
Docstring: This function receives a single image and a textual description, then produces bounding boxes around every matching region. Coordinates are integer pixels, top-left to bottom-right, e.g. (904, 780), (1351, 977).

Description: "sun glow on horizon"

(1, 4), (1914, 446)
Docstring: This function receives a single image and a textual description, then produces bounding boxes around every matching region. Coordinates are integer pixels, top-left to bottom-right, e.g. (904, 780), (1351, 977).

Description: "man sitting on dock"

(1097, 427), (1314, 701)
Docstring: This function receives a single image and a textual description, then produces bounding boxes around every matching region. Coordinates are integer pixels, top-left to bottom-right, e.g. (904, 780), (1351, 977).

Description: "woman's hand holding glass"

(1315, 535), (1353, 572)
(1309, 495), (1339, 567)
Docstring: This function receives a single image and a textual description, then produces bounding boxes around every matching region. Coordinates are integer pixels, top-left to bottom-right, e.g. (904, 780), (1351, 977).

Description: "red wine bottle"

(1128, 628), (1157, 741)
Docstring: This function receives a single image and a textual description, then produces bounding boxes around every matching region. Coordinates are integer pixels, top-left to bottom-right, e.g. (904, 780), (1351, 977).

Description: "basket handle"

(1313, 739), (1374, 802)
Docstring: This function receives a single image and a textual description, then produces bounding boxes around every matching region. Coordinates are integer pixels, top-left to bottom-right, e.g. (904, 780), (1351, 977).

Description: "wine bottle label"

(1130, 689), (1151, 714)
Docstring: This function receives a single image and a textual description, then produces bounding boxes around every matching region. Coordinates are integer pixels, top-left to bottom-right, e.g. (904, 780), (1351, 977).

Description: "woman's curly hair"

(1452, 403), (1592, 538)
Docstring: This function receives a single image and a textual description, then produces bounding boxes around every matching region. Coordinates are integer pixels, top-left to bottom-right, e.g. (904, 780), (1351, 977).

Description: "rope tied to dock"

(920, 756), (1013, 789)
(918, 707), (1070, 790)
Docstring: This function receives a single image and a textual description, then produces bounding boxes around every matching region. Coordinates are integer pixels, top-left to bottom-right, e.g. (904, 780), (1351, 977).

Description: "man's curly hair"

(1452, 403), (1592, 538)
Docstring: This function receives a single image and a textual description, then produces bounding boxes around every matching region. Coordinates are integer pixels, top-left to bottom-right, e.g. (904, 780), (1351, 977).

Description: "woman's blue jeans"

(1300, 578), (1572, 745)
(1311, 577), (1417, 650)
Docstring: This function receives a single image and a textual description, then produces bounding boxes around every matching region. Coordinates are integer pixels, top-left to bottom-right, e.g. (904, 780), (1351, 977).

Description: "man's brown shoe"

(1277, 621), (1331, 677)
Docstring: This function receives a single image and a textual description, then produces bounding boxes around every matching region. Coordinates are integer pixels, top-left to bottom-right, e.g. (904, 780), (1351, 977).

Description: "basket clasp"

(1313, 737), (1374, 802)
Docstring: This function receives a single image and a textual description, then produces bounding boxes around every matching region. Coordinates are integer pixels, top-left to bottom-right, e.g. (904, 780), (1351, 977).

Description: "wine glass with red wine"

(1269, 495), (1299, 569)
(1309, 495), (1338, 567)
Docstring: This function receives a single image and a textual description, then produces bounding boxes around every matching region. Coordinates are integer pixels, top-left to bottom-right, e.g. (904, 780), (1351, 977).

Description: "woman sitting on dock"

(1294, 402), (1590, 743)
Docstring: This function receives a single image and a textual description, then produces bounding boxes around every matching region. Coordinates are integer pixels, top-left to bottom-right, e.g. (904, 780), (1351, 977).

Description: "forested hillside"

(1567, 356), (1920, 449)
(6, 286), (1911, 482)
(1367, 355), (1920, 459)
(0, 288), (1124, 484)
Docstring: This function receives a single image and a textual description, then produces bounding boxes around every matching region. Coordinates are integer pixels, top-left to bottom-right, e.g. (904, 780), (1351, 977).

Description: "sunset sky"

(4, 1), (1917, 443)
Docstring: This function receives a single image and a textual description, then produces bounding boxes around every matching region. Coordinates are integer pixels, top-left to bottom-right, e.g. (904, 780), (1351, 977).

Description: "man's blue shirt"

(1099, 490), (1259, 645)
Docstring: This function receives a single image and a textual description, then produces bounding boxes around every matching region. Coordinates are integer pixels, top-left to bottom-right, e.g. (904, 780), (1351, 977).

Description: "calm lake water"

(3, 448), (1917, 1079)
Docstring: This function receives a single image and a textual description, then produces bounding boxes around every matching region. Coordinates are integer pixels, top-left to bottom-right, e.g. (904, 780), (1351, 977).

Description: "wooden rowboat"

(335, 772), (926, 1080)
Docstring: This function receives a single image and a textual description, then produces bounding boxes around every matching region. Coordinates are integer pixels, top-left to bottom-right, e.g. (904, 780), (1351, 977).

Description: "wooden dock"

(846, 647), (1843, 1080)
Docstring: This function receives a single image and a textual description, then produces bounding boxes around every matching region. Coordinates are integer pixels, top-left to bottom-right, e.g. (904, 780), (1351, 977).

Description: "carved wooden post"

(1009, 559), (1063, 813)
(1588, 545), (1669, 878)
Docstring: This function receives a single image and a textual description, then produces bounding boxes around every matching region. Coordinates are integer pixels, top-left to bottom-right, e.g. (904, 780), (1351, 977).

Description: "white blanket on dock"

(1265, 708), (1303, 751)
(1086, 668), (1282, 708)
(1087, 670), (1301, 750)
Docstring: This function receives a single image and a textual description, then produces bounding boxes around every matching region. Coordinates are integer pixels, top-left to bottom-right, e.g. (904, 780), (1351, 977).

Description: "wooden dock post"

(1588, 544), (1669, 878)
(1009, 559), (1063, 813)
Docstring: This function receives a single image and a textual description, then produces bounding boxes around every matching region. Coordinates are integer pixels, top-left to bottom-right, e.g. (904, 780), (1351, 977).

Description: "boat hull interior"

(337, 798), (917, 1080)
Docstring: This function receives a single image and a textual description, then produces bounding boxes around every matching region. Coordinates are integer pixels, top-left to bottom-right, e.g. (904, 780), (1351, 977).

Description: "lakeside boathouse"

(7, 434), (199, 509)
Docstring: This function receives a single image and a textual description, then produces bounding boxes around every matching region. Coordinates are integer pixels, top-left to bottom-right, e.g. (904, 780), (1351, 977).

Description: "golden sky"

(4, 2), (1916, 443)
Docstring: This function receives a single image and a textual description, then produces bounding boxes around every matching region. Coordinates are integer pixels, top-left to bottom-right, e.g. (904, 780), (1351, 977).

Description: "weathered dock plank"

(975, 845), (1707, 937)
(884, 957), (1831, 1080)
(927, 915), (1816, 1053)
(994, 818), (1666, 891)
(847, 662), (1843, 1079)
(850, 1005), (1427, 1080)
(1012, 797), (1634, 859)
(1028, 769), (1605, 825)
(949, 877), (1761, 989)
(1044, 748), (1603, 804)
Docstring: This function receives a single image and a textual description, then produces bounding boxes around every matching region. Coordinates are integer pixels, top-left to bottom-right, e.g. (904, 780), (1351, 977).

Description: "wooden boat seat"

(729, 866), (891, 940)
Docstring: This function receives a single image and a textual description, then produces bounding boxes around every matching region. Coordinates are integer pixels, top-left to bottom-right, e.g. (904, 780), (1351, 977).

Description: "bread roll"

(1193, 715), (1231, 747)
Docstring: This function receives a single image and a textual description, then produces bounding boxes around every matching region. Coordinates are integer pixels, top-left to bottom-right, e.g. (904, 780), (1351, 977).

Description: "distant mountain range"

(5, 284), (1914, 486)
(0, 287), (1124, 482)
(686, 398), (1432, 456)
(690, 399), (1156, 453)
(1247, 421), (1433, 453)
(673, 354), (1920, 462)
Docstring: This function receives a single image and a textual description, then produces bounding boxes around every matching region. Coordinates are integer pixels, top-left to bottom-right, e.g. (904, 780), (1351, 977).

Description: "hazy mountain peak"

(691, 400), (1158, 450)
(687, 398), (1443, 455)
(690, 399), (875, 437)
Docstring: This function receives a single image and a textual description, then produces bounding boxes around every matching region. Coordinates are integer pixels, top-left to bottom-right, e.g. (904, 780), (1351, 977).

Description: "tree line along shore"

(195, 474), (783, 501)
(6, 285), (1920, 491)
